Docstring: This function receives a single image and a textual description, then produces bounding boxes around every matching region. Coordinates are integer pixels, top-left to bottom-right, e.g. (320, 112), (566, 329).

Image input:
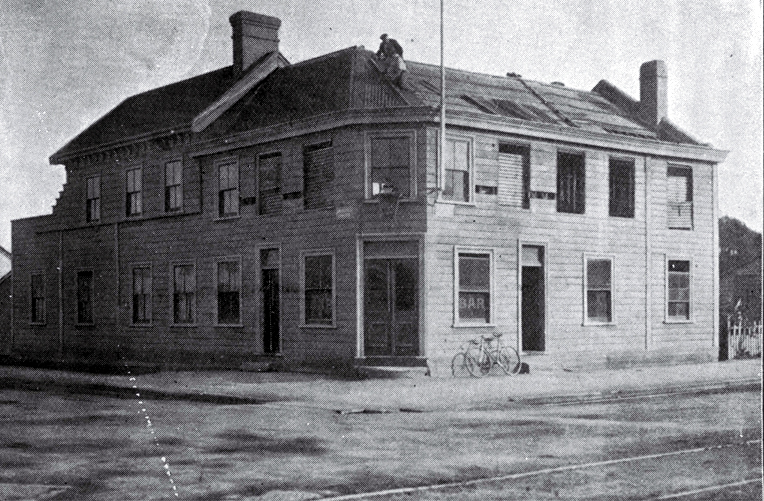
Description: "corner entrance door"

(261, 249), (280, 354)
(364, 258), (418, 356)
(521, 245), (545, 352)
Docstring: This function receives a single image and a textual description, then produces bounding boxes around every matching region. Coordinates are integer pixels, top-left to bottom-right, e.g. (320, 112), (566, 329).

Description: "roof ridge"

(407, 59), (598, 95)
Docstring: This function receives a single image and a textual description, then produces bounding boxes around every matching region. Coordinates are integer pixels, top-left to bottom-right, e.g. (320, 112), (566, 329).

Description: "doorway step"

(354, 356), (430, 378)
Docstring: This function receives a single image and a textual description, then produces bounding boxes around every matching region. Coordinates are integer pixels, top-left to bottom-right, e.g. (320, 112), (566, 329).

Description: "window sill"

(29, 322), (47, 326)
(129, 323), (153, 328)
(668, 227), (693, 231)
(214, 323), (243, 328)
(214, 215), (241, 222)
(170, 323), (198, 328)
(300, 323), (336, 329)
(583, 321), (617, 327)
(437, 200), (475, 206)
(453, 323), (495, 328)
(75, 323), (95, 328)
(664, 319), (694, 324)
(363, 198), (418, 204)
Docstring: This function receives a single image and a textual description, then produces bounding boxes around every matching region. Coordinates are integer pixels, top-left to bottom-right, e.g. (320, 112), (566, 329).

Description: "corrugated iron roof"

(51, 46), (703, 162)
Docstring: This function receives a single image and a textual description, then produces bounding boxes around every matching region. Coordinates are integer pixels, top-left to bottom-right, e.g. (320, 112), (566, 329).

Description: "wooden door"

(364, 259), (418, 356)
(261, 249), (280, 354)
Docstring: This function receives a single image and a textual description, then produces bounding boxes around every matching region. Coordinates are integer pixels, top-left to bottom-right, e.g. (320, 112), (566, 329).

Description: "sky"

(0, 0), (762, 251)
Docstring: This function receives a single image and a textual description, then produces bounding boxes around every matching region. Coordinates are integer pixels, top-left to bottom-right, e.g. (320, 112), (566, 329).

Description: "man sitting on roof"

(376, 34), (407, 87)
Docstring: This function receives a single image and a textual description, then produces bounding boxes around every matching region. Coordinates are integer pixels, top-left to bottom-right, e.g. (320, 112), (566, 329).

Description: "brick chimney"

(230, 11), (281, 78)
(639, 60), (667, 128)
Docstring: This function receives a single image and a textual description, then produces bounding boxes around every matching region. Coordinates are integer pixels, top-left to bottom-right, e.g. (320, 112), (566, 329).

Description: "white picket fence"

(727, 318), (762, 360)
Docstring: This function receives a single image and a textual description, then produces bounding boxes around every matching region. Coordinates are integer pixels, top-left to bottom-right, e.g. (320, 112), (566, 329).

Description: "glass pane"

(587, 290), (612, 322)
(458, 292), (490, 322)
(453, 140), (468, 171)
(459, 254), (489, 291)
(218, 291), (240, 323)
(305, 290), (332, 323)
(371, 138), (390, 168)
(305, 255), (332, 289)
(587, 259), (611, 289)
(668, 260), (690, 273)
(389, 137), (409, 166)
(668, 302), (690, 319)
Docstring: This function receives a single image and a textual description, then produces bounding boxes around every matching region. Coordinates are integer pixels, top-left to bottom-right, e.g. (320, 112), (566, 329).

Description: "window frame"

(164, 159), (184, 213)
(303, 140), (334, 210)
(215, 157), (240, 219)
(439, 135), (474, 204)
(130, 264), (152, 326)
(556, 150), (586, 214)
(582, 254), (616, 326)
(666, 165), (693, 230)
(85, 175), (101, 223)
(609, 157), (635, 218)
(215, 256), (243, 327)
(257, 151), (282, 215)
(364, 130), (417, 200)
(75, 269), (95, 325)
(665, 257), (693, 323)
(125, 166), (143, 217)
(453, 246), (494, 327)
(170, 262), (197, 327)
(300, 249), (336, 328)
(30, 271), (46, 325)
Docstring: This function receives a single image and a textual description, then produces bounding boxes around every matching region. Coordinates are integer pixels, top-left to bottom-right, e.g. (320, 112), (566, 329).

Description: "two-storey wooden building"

(11, 11), (727, 373)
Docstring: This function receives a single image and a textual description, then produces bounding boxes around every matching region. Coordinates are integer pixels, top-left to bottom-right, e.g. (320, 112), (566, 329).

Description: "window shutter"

(498, 153), (524, 207)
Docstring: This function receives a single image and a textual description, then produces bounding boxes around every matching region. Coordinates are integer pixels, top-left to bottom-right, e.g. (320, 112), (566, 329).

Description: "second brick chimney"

(230, 11), (281, 78)
(639, 60), (667, 128)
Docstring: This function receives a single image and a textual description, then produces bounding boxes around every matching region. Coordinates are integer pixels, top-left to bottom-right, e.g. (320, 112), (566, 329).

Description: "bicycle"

(452, 333), (521, 377)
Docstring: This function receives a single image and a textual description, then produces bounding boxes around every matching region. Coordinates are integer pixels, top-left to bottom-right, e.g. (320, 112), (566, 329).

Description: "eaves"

(190, 108), (728, 164)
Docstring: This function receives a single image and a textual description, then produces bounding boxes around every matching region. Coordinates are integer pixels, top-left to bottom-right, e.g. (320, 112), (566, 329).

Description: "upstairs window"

(30, 273), (45, 324)
(498, 143), (530, 209)
(164, 160), (183, 212)
(667, 260), (691, 320)
(369, 135), (412, 198)
(217, 260), (241, 325)
(585, 258), (613, 323)
(77, 270), (94, 324)
(667, 166), (693, 229)
(172, 264), (195, 324)
(132, 266), (151, 325)
(442, 138), (471, 202)
(456, 251), (492, 324)
(609, 159), (635, 218)
(218, 161), (239, 217)
(258, 153), (282, 215)
(86, 176), (101, 222)
(126, 168), (142, 217)
(303, 253), (334, 325)
(303, 141), (334, 209)
(557, 152), (585, 214)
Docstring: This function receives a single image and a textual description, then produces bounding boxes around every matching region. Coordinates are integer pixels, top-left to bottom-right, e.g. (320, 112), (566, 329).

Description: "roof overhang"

(188, 107), (729, 164)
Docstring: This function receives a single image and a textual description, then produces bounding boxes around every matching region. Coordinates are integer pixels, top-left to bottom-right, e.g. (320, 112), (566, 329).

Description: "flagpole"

(439, 0), (445, 200)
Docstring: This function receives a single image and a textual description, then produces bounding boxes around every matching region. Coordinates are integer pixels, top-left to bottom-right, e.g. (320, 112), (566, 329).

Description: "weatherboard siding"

(422, 126), (715, 365)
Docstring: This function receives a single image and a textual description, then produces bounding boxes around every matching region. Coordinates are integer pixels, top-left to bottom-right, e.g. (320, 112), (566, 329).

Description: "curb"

(516, 378), (762, 406)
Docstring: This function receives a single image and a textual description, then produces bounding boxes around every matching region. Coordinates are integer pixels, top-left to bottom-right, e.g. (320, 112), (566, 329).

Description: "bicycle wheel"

(451, 352), (471, 377)
(463, 350), (484, 378)
(497, 347), (521, 375)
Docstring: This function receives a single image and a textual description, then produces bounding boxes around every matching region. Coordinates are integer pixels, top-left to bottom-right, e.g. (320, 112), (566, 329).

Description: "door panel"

(522, 266), (545, 352)
(364, 258), (418, 356)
